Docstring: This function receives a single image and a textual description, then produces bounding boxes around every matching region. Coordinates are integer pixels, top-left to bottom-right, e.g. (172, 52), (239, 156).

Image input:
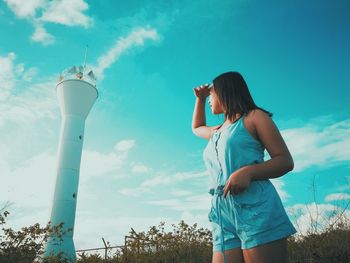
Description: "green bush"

(1, 206), (350, 262)
(0, 207), (68, 263)
(107, 221), (212, 263)
(287, 221), (350, 263)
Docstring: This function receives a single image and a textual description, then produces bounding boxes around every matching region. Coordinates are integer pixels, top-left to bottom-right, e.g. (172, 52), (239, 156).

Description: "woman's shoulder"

(245, 109), (274, 132)
(245, 109), (271, 122)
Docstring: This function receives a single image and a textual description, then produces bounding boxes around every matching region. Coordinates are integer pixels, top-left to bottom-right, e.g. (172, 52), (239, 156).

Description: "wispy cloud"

(119, 170), (207, 197)
(325, 193), (350, 202)
(0, 52), (38, 87)
(153, 170), (204, 187)
(0, 78), (57, 127)
(0, 151), (57, 209)
(40, 0), (91, 27)
(4, 0), (44, 18)
(93, 27), (160, 79)
(140, 170), (206, 188)
(0, 52), (40, 101)
(338, 181), (350, 192)
(287, 202), (350, 236)
(170, 189), (193, 197)
(0, 52), (16, 100)
(31, 22), (55, 45)
(281, 118), (350, 172)
(271, 178), (290, 202)
(4, 0), (92, 45)
(131, 163), (150, 174)
(80, 141), (136, 180)
(114, 139), (136, 152)
(0, 52), (52, 128)
(144, 193), (211, 212)
(0, 53), (60, 197)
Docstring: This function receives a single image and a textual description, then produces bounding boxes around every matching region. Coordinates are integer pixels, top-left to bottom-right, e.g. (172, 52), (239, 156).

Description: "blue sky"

(1, 0), (349, 252)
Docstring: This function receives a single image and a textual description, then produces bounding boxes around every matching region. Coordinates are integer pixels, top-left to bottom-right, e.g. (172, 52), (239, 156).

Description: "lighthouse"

(44, 66), (98, 261)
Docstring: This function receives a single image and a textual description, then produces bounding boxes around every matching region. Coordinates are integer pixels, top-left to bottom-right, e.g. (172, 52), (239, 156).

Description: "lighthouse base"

(43, 237), (76, 262)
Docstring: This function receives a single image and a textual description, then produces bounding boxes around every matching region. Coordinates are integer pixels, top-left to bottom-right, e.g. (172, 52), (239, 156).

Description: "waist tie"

(209, 185), (227, 263)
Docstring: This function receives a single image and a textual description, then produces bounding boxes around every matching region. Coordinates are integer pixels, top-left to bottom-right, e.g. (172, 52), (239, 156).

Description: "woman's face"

(208, 87), (225, 114)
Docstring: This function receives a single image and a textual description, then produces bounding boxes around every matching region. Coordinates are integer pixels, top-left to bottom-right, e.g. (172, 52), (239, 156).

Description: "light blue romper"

(203, 115), (296, 259)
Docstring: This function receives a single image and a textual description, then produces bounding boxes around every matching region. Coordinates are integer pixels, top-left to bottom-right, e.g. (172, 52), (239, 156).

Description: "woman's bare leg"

(212, 248), (245, 263)
(242, 238), (287, 263)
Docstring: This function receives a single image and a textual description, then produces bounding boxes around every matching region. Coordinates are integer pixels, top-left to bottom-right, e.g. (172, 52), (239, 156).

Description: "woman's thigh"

(242, 237), (287, 263)
(212, 248), (244, 263)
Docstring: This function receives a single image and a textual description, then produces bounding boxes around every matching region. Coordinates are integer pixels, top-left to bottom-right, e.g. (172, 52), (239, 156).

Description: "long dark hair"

(212, 71), (272, 121)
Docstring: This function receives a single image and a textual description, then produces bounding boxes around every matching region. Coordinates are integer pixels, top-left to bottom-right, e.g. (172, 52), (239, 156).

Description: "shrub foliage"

(1, 206), (349, 262)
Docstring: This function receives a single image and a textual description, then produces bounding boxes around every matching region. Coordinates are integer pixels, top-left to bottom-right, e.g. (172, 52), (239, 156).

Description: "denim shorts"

(208, 180), (297, 251)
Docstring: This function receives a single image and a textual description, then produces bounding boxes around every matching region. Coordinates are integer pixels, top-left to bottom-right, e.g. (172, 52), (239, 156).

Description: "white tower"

(44, 66), (98, 261)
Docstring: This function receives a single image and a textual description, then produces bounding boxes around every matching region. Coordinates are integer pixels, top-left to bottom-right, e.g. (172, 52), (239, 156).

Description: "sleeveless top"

(203, 115), (265, 191)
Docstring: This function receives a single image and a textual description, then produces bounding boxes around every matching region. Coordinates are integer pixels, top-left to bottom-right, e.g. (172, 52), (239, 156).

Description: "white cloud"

(0, 78), (58, 128)
(338, 182), (350, 192)
(271, 178), (290, 202)
(22, 67), (39, 82)
(31, 23), (55, 45)
(281, 119), (350, 172)
(286, 202), (350, 236)
(6, 57), (38, 83)
(40, 0), (91, 27)
(119, 188), (149, 197)
(114, 139), (136, 152)
(0, 53), (50, 122)
(0, 53), (40, 100)
(325, 193), (350, 202)
(81, 142), (134, 179)
(119, 170), (207, 198)
(144, 193), (211, 212)
(0, 151), (57, 209)
(170, 189), (193, 197)
(4, 0), (44, 18)
(141, 170), (206, 188)
(0, 60), (59, 203)
(15, 63), (24, 75)
(140, 174), (173, 189)
(4, 0), (91, 45)
(131, 164), (150, 174)
(0, 52), (16, 100)
(93, 27), (160, 79)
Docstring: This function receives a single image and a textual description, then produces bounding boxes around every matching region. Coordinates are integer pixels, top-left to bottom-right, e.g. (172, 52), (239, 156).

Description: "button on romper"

(203, 115), (296, 261)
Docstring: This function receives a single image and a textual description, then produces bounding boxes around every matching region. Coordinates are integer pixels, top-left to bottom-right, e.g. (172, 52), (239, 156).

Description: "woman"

(192, 72), (297, 263)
